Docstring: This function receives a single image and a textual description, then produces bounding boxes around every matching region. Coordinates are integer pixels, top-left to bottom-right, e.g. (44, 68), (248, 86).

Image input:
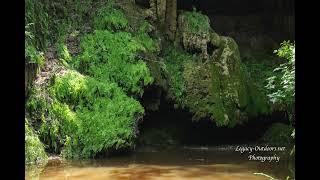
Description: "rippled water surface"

(26, 146), (292, 180)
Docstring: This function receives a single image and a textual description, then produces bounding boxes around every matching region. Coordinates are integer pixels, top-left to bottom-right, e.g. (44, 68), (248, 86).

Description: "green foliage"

(72, 30), (154, 96)
(26, 89), (62, 153)
(261, 123), (294, 147)
(72, 0), (95, 27)
(36, 70), (144, 158)
(26, 1), (160, 159)
(25, 0), (98, 50)
(163, 46), (193, 106)
(26, 89), (48, 122)
(56, 38), (72, 65)
(241, 51), (287, 118)
(25, 23), (45, 67)
(266, 41), (295, 108)
(25, 45), (45, 67)
(25, 119), (48, 165)
(182, 9), (210, 34)
(242, 52), (279, 96)
(94, 3), (128, 31)
(25, 0), (49, 49)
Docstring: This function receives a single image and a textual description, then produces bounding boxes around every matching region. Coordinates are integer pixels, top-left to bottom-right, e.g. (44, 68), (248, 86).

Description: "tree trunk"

(149, 0), (177, 40)
(165, 0), (177, 40)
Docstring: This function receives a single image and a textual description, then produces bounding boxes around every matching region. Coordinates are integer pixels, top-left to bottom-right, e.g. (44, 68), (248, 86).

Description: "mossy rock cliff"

(164, 11), (269, 127)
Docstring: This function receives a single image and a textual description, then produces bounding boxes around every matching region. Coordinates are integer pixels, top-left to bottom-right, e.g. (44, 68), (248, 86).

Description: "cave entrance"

(139, 89), (289, 147)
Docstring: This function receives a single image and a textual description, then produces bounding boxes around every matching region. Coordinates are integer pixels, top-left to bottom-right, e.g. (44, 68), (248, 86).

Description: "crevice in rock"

(207, 42), (218, 55)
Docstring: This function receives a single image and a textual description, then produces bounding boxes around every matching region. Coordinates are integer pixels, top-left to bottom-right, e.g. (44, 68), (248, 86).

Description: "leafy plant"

(94, 3), (128, 31)
(25, 0), (50, 49)
(34, 70), (145, 158)
(25, 45), (45, 67)
(72, 30), (154, 96)
(56, 38), (72, 66)
(163, 46), (193, 106)
(266, 41), (295, 108)
(25, 119), (48, 165)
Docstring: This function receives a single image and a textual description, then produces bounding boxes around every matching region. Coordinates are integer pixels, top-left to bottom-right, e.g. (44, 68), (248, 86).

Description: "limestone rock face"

(179, 36), (252, 126)
(165, 11), (269, 127)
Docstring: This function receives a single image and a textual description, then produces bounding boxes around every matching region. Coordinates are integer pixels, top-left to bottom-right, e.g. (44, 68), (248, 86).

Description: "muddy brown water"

(26, 145), (293, 180)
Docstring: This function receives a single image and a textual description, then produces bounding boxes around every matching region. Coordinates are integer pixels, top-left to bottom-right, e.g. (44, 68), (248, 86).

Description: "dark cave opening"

(207, 42), (218, 55)
(139, 88), (290, 146)
(186, 47), (203, 55)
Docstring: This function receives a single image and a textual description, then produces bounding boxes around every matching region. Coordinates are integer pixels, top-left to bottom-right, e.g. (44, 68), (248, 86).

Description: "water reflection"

(26, 146), (292, 180)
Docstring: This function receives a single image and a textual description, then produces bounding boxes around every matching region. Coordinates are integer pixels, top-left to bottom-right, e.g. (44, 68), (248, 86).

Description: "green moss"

(25, 119), (48, 165)
(184, 61), (220, 122)
(261, 123), (294, 147)
(163, 37), (270, 127)
(181, 9), (210, 34)
(163, 46), (230, 125)
(210, 32), (221, 47)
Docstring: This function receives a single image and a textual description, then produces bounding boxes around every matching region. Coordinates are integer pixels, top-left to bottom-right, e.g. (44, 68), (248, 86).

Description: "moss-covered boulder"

(164, 10), (269, 127)
(25, 119), (48, 165)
